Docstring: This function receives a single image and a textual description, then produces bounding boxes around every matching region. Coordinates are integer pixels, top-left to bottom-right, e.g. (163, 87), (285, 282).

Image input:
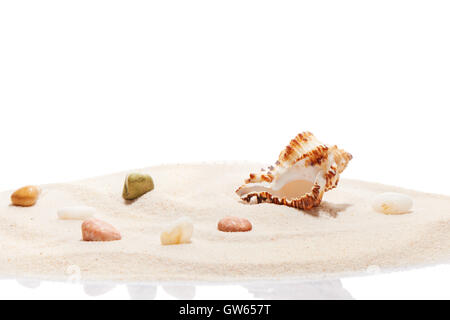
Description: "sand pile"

(1, 162), (450, 282)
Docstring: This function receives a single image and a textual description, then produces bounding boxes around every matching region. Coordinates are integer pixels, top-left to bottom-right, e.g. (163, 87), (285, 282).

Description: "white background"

(0, 0), (449, 299)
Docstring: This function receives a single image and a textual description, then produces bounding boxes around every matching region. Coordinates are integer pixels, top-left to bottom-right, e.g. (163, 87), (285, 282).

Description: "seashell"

(160, 217), (193, 245)
(57, 206), (96, 220)
(122, 173), (154, 201)
(372, 192), (413, 215)
(236, 132), (352, 210)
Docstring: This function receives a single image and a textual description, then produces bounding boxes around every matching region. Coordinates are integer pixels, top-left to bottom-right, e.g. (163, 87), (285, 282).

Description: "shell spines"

(236, 132), (352, 211)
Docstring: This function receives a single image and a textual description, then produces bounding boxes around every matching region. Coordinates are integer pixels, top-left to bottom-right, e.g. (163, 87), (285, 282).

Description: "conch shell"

(236, 132), (352, 210)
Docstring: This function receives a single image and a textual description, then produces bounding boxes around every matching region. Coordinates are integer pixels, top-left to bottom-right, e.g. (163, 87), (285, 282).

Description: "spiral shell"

(236, 132), (352, 210)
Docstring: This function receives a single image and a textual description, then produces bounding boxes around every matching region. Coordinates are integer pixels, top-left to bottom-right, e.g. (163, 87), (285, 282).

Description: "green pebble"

(122, 173), (154, 201)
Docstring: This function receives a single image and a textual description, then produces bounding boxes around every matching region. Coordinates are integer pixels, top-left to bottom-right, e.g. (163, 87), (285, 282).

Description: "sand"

(1, 162), (450, 282)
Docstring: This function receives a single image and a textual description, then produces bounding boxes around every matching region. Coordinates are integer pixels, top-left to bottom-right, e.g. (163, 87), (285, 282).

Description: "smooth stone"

(372, 192), (413, 215)
(160, 217), (193, 245)
(82, 218), (122, 241)
(218, 216), (252, 232)
(57, 206), (96, 220)
(122, 173), (154, 201)
(11, 186), (40, 207)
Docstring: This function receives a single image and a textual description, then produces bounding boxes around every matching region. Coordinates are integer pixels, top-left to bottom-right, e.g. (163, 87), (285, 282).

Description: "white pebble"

(57, 206), (96, 220)
(160, 217), (193, 245)
(372, 192), (413, 215)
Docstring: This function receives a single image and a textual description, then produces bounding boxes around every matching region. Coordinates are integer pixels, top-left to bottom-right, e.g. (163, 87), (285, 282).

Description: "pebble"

(11, 186), (40, 207)
(122, 173), (154, 201)
(218, 216), (252, 232)
(81, 218), (122, 241)
(372, 192), (413, 215)
(57, 206), (96, 220)
(160, 217), (193, 245)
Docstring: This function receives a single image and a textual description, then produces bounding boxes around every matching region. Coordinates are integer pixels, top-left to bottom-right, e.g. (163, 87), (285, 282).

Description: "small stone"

(218, 216), (252, 232)
(58, 206), (96, 220)
(82, 218), (121, 241)
(372, 192), (413, 215)
(160, 217), (193, 245)
(122, 173), (154, 201)
(11, 186), (40, 207)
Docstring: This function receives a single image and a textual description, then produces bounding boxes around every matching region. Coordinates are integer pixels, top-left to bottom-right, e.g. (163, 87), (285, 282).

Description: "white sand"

(1, 162), (450, 282)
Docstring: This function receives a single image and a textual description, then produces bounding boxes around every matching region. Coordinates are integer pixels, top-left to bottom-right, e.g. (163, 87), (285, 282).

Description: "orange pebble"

(11, 186), (40, 207)
(82, 218), (122, 241)
(218, 216), (252, 232)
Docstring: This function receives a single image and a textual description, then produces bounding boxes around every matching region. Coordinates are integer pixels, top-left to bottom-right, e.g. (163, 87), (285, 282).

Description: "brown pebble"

(11, 186), (40, 207)
(218, 216), (252, 232)
(82, 218), (122, 241)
